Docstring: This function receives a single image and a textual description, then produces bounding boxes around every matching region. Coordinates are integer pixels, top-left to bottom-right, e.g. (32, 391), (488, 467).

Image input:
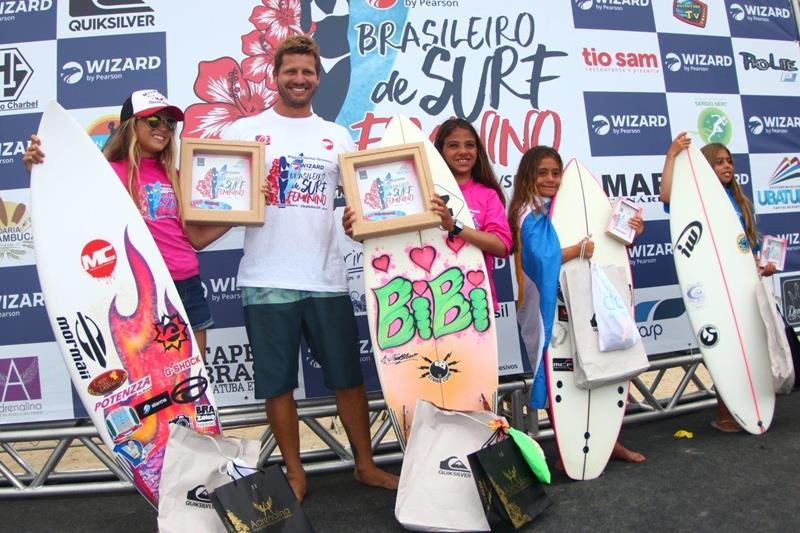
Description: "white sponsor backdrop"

(1, 0), (799, 422)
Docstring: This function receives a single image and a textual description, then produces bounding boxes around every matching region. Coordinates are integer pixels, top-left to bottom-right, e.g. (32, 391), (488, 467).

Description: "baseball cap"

(119, 89), (185, 123)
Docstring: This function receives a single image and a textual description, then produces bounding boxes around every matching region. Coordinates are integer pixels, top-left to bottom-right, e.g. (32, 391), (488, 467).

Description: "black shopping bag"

(467, 433), (552, 532)
(210, 465), (314, 533)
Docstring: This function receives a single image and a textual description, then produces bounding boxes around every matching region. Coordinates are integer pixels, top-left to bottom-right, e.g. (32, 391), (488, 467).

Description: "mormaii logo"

(81, 239), (117, 279)
(366, 0), (397, 8)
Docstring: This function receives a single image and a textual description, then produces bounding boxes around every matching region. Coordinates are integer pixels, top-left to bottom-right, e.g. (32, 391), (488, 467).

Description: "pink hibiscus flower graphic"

(183, 0), (315, 139)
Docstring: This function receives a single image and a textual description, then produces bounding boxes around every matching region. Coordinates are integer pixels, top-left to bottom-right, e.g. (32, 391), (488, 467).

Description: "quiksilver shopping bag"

(755, 277), (796, 394)
(395, 399), (503, 532)
(157, 424), (261, 533)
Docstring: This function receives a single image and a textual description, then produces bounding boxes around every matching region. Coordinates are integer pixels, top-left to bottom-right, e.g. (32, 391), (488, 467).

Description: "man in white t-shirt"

(223, 35), (399, 502)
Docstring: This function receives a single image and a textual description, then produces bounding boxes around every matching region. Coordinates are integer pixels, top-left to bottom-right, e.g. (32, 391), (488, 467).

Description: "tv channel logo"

(584, 92), (671, 157)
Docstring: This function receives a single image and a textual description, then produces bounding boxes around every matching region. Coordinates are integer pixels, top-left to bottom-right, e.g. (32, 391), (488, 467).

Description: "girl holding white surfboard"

(509, 146), (645, 467)
(23, 90), (230, 357)
(660, 133), (775, 433)
(430, 118), (513, 310)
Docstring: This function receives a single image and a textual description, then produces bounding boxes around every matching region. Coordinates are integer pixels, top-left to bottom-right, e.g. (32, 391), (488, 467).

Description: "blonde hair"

(700, 143), (757, 248)
(102, 118), (183, 218)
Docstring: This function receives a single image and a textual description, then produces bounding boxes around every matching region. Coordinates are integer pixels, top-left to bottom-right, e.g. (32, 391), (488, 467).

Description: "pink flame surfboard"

(30, 101), (221, 506)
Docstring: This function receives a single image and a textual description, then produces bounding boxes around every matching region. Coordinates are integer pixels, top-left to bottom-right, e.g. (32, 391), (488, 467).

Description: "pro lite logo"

(747, 114), (800, 135)
(59, 55), (162, 84)
(673, 0), (707, 27)
(0, 356), (42, 402)
(581, 47), (659, 72)
(439, 456), (471, 477)
(674, 221), (703, 259)
(697, 107), (732, 145)
(697, 324), (719, 348)
(68, 0), (155, 32)
(418, 352), (460, 384)
(740, 52), (796, 73)
(729, 3), (792, 22)
(0, 48), (33, 102)
(81, 239), (116, 279)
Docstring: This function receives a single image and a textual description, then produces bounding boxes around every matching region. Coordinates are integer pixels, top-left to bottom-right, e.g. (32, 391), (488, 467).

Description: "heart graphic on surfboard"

(371, 255), (390, 272)
(466, 270), (485, 287)
(410, 246), (436, 272)
(445, 236), (466, 253)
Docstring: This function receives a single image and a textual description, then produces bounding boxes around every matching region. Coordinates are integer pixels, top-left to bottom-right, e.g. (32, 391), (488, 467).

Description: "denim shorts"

(242, 292), (363, 399)
(174, 275), (214, 331)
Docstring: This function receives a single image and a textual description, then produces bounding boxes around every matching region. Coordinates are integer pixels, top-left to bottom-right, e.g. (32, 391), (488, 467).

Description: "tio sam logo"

(0, 48), (33, 102)
(697, 107), (732, 145)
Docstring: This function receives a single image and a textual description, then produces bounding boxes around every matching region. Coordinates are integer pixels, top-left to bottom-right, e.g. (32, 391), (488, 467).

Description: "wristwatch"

(448, 219), (464, 241)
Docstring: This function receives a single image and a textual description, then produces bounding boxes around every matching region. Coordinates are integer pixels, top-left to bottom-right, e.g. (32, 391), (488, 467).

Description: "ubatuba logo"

(68, 0), (155, 32)
(767, 157), (800, 187)
(674, 221), (703, 259)
(0, 48), (33, 102)
(757, 157), (800, 211)
(673, 0), (707, 27)
(0, 356), (42, 402)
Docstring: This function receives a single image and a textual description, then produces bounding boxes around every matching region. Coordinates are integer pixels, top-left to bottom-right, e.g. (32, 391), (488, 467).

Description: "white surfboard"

(359, 114), (499, 449)
(548, 159), (631, 480)
(30, 101), (222, 506)
(669, 143), (774, 434)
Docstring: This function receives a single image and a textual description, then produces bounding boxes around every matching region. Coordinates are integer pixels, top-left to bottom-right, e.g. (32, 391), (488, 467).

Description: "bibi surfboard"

(548, 159), (631, 480)
(669, 143), (774, 434)
(30, 101), (222, 506)
(361, 114), (499, 448)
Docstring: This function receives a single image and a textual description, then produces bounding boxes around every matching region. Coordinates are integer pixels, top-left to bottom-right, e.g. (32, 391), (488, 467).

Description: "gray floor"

(2, 392), (798, 532)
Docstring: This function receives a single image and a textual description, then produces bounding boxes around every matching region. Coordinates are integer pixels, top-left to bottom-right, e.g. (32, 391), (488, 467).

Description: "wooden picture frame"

(179, 138), (265, 225)
(339, 142), (440, 240)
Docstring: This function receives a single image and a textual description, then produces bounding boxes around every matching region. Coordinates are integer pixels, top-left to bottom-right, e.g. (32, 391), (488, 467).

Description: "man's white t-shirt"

(223, 109), (355, 292)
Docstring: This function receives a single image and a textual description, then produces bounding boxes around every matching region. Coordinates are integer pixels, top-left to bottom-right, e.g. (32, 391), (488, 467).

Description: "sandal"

(710, 419), (743, 433)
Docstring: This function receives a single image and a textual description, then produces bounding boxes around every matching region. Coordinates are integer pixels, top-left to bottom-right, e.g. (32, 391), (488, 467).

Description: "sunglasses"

(141, 115), (178, 131)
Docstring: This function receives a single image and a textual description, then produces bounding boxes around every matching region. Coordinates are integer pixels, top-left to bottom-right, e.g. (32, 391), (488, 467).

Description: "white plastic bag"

(396, 399), (500, 532)
(157, 425), (261, 533)
(590, 262), (641, 352)
(562, 265), (649, 389)
(755, 277), (796, 394)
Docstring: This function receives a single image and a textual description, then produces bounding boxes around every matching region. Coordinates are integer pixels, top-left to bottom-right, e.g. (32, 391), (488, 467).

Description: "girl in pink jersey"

(24, 90), (230, 357)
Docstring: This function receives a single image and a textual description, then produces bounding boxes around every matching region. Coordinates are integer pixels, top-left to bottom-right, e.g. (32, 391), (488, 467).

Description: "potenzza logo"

(68, 0), (155, 32)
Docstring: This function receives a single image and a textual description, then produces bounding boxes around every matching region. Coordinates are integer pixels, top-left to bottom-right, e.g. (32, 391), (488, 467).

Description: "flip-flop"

(710, 420), (743, 433)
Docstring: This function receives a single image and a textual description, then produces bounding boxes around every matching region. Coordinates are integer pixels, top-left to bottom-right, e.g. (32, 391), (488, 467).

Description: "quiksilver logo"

(438, 456), (471, 477)
(675, 221), (703, 259)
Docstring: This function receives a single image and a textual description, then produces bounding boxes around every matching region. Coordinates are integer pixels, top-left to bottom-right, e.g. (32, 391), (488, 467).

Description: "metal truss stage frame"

(0, 352), (716, 499)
